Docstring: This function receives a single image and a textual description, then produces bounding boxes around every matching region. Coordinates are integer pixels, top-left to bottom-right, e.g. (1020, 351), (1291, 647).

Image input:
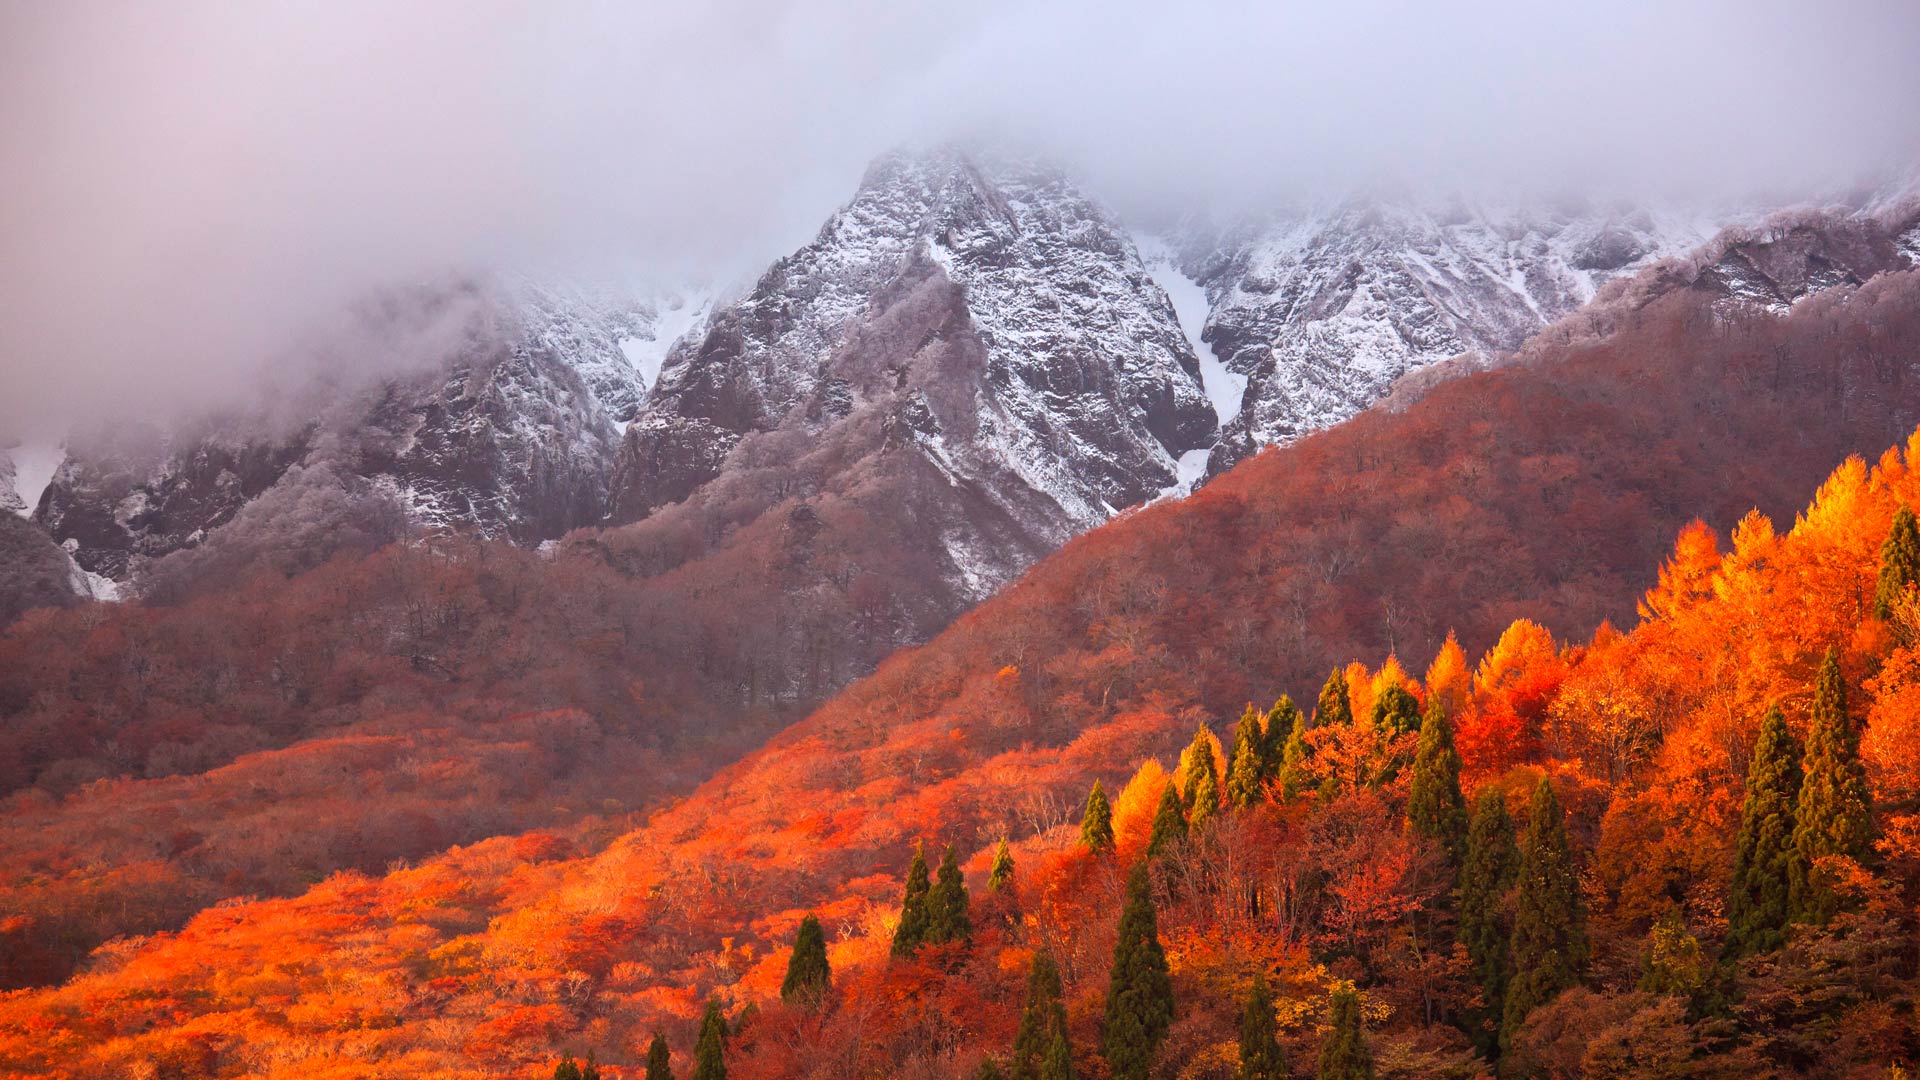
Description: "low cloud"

(4, 0), (1917, 435)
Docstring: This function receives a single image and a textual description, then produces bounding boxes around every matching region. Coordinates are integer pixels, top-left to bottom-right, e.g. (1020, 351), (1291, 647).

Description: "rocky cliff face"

(611, 148), (1216, 594)
(34, 283), (636, 582)
(1170, 202), (1724, 473)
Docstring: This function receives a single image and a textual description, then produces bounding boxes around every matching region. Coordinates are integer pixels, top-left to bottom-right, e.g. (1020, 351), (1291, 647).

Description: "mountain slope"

(615, 148), (1215, 594)
(7, 225), (1918, 1077)
(1174, 200), (1722, 472)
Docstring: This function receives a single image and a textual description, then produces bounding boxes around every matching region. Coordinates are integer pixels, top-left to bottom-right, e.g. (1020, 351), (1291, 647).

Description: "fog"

(4, 0), (1918, 437)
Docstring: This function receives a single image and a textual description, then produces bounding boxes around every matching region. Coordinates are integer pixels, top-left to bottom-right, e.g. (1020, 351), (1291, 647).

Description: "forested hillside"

(3, 260), (1919, 1078)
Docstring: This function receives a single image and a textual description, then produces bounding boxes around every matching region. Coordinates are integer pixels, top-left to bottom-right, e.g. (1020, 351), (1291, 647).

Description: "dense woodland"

(2, 268), (1920, 1077)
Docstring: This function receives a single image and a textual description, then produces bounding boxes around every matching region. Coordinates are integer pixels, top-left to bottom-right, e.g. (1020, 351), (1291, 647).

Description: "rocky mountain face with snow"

(32, 281), (654, 582)
(1166, 201), (1725, 474)
(606, 149), (1216, 592)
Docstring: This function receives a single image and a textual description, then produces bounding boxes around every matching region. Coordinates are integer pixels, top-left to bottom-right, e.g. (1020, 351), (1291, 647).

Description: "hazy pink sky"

(3, 0), (1918, 436)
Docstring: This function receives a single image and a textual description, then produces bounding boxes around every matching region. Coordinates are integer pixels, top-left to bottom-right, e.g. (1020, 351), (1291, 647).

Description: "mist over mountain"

(5, 0), (1920, 437)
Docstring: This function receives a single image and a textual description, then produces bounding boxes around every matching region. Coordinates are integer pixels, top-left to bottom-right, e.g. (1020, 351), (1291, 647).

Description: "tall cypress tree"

(1147, 777), (1188, 857)
(1225, 705), (1268, 809)
(554, 1052), (583, 1080)
(1010, 951), (1070, 1080)
(1317, 983), (1375, 1080)
(1791, 649), (1874, 926)
(1726, 707), (1803, 956)
(927, 844), (973, 946)
(1262, 697), (1301, 780)
(1238, 972), (1286, 1080)
(891, 844), (933, 957)
(1371, 684), (1422, 738)
(1875, 506), (1920, 619)
(1103, 863), (1174, 1080)
(988, 839), (1015, 892)
(1278, 707), (1312, 799)
(1080, 782), (1116, 853)
(1180, 727), (1222, 832)
(1460, 787), (1517, 1051)
(780, 913), (831, 1004)
(1501, 778), (1586, 1047)
(1317, 669), (1353, 727)
(644, 1034), (673, 1080)
(1406, 702), (1469, 867)
(1041, 1031), (1073, 1080)
(691, 999), (727, 1080)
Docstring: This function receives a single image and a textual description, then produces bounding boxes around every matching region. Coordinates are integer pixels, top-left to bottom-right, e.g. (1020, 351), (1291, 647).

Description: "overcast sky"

(4, 0), (1919, 436)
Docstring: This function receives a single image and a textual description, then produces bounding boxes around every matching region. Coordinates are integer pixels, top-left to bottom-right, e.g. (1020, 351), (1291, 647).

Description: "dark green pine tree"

(1081, 781), (1116, 853)
(988, 839), (1015, 892)
(1791, 649), (1874, 926)
(1261, 697), (1302, 782)
(1182, 727), (1223, 832)
(1103, 863), (1174, 1080)
(581, 1054), (603, 1080)
(1875, 506), (1920, 619)
(1317, 668), (1353, 727)
(1726, 707), (1803, 956)
(1146, 777), (1189, 857)
(1041, 1029), (1073, 1080)
(1371, 684), (1422, 738)
(644, 1033), (673, 1080)
(1501, 778), (1587, 1048)
(691, 999), (727, 1080)
(1238, 972), (1286, 1080)
(1225, 705), (1268, 809)
(1277, 707), (1312, 799)
(927, 844), (973, 946)
(891, 844), (933, 957)
(1460, 787), (1518, 1053)
(1406, 701), (1470, 867)
(1316, 983), (1376, 1080)
(554, 1052), (583, 1080)
(780, 913), (831, 1004)
(976, 1058), (1008, 1080)
(1010, 951), (1071, 1080)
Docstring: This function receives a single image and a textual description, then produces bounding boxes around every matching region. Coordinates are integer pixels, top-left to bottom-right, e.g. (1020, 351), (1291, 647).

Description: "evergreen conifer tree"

(780, 913), (831, 1004)
(554, 1052), (583, 1080)
(1010, 951), (1070, 1080)
(644, 1034), (672, 1080)
(1181, 728), (1222, 832)
(1225, 705), (1268, 808)
(1080, 782), (1116, 852)
(1371, 684), (1422, 738)
(976, 1059), (1007, 1080)
(1726, 707), (1802, 956)
(1501, 779), (1586, 1047)
(1103, 863), (1174, 1080)
(1042, 1031), (1073, 1080)
(1406, 701), (1469, 866)
(891, 844), (932, 957)
(927, 844), (973, 946)
(1147, 781), (1188, 857)
(1278, 707), (1312, 799)
(988, 839), (1015, 892)
(1460, 787), (1517, 1052)
(1317, 669), (1353, 727)
(1791, 649), (1874, 925)
(691, 999), (727, 1080)
(1237, 972), (1286, 1080)
(1316, 984), (1375, 1080)
(1875, 506), (1920, 619)
(1262, 697), (1301, 780)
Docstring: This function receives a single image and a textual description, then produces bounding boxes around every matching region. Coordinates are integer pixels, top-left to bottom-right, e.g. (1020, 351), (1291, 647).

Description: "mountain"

(612, 148), (1216, 595)
(1168, 200), (1726, 473)
(6, 225), (1917, 1076)
(31, 281), (643, 582)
